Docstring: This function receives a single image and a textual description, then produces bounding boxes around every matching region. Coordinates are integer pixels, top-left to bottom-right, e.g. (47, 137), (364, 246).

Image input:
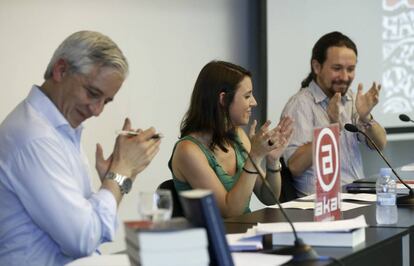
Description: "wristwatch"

(105, 171), (132, 194)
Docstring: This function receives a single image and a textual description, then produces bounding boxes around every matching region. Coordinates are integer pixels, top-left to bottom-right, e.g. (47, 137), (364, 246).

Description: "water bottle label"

(377, 195), (396, 206)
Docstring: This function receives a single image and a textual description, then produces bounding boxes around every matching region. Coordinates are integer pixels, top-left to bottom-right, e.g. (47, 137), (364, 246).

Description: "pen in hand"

(116, 130), (164, 139)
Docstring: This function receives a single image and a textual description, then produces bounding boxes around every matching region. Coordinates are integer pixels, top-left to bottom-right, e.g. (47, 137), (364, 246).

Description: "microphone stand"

(344, 124), (414, 205)
(246, 153), (319, 263)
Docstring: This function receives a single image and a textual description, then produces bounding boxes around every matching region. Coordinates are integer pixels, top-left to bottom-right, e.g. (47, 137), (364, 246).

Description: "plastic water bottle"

(376, 168), (398, 224)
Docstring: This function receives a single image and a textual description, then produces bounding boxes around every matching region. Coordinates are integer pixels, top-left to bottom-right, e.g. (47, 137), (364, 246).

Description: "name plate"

(313, 124), (341, 221)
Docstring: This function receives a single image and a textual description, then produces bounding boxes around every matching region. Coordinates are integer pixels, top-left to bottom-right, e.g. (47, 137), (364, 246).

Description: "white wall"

(0, 0), (253, 254)
(265, 0), (414, 179)
(266, 0), (383, 126)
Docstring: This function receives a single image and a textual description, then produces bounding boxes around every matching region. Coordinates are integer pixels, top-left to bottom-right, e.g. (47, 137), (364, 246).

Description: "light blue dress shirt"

(281, 81), (365, 197)
(0, 86), (118, 266)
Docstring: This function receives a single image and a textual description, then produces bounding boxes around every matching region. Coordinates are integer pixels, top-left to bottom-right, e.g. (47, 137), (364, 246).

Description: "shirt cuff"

(90, 189), (118, 243)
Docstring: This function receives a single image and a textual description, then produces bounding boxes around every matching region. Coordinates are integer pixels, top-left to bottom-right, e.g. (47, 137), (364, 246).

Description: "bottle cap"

(380, 168), (392, 176)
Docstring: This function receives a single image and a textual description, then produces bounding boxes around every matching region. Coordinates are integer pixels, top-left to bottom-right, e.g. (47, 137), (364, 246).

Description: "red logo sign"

(313, 124), (341, 221)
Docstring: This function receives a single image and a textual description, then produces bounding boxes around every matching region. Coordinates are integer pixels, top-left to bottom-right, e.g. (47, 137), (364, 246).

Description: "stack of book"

(242, 215), (368, 247)
(347, 176), (414, 194)
(124, 217), (209, 266)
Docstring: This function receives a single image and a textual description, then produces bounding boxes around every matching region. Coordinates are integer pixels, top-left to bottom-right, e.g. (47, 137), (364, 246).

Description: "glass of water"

(137, 189), (173, 222)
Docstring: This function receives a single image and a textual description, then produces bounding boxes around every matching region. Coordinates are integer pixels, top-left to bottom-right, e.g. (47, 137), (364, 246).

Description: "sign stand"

(313, 124), (341, 221)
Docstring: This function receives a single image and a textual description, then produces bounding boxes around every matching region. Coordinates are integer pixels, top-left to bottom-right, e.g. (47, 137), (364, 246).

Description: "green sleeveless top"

(168, 135), (251, 214)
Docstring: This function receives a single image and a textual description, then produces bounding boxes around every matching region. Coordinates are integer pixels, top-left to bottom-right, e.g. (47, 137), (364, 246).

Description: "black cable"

(245, 151), (348, 264)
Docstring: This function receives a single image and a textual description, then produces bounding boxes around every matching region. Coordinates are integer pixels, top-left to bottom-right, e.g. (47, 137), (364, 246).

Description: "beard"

(330, 80), (351, 95)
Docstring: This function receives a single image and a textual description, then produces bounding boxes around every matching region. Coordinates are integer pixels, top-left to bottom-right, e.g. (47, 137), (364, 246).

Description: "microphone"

(344, 123), (414, 205)
(399, 114), (414, 123)
(245, 153), (319, 262)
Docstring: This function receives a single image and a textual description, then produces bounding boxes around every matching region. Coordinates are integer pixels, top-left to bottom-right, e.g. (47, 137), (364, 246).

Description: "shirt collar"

(309, 80), (353, 104)
(26, 85), (83, 137)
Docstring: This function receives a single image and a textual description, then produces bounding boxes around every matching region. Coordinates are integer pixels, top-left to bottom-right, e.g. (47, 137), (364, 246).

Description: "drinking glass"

(137, 189), (173, 222)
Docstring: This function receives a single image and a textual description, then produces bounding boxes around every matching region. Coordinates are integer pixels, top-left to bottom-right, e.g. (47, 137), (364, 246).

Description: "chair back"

(279, 158), (298, 203)
(157, 179), (184, 217)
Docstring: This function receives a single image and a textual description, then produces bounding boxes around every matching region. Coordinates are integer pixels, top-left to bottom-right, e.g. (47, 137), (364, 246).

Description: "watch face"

(122, 178), (133, 194)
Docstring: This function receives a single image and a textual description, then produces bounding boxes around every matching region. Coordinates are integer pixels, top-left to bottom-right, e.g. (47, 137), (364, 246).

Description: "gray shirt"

(281, 81), (365, 197)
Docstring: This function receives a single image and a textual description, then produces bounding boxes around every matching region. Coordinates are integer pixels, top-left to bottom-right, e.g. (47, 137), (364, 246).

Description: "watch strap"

(105, 171), (132, 194)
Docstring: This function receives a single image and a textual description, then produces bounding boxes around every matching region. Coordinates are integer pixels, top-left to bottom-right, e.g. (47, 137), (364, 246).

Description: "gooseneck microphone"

(245, 153), (319, 263)
(344, 123), (414, 205)
(399, 114), (414, 123)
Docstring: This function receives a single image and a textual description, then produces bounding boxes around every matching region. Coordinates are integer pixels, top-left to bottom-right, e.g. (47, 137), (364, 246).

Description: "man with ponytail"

(281, 31), (387, 197)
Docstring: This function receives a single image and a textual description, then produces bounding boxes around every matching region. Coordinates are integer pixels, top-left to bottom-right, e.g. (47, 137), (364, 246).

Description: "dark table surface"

(225, 202), (414, 228)
(224, 202), (412, 266)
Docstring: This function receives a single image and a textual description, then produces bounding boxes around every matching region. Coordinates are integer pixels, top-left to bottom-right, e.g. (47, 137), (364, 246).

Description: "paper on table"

(341, 193), (376, 202)
(397, 183), (414, 194)
(279, 201), (314, 209)
(400, 163), (414, 171)
(271, 200), (368, 211)
(65, 254), (130, 266)
(296, 193), (376, 202)
(226, 233), (263, 251)
(232, 252), (292, 266)
(341, 202), (369, 211)
(254, 215), (367, 234)
(296, 194), (315, 201)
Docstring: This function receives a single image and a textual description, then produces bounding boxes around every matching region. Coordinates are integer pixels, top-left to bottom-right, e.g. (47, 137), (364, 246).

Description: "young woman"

(169, 61), (293, 218)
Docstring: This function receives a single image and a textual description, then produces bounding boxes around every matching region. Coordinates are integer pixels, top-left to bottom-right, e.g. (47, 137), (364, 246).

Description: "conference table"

(224, 201), (414, 266)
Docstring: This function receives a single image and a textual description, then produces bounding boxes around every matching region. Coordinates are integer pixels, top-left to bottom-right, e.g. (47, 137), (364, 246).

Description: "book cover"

(179, 189), (234, 266)
(65, 254), (130, 266)
(124, 217), (208, 251)
(226, 233), (263, 251)
(347, 182), (413, 194)
(126, 240), (209, 266)
(346, 182), (376, 194)
(250, 215), (367, 247)
(271, 227), (365, 247)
